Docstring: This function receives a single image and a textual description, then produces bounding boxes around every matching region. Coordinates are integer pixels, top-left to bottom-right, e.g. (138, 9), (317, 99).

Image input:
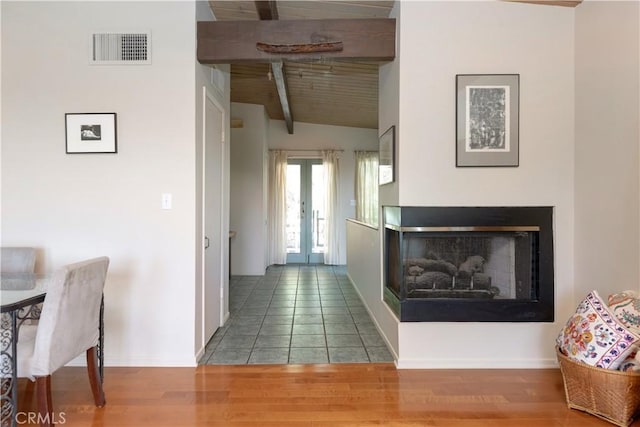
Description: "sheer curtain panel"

(268, 150), (288, 265)
(355, 151), (379, 227)
(322, 150), (340, 265)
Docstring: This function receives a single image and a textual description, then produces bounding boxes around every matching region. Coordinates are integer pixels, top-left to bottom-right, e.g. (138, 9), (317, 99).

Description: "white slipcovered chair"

(17, 257), (109, 427)
(1, 247), (36, 273)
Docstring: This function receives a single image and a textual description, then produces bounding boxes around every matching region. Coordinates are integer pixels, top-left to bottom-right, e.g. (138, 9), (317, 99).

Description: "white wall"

(1, 1), (212, 366)
(346, 221), (399, 357)
(229, 103), (269, 275)
(574, 1), (640, 298)
(268, 120), (378, 265)
(393, 1), (575, 368)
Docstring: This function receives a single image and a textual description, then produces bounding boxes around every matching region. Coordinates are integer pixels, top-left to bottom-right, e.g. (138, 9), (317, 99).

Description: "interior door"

(286, 159), (325, 264)
(204, 89), (224, 343)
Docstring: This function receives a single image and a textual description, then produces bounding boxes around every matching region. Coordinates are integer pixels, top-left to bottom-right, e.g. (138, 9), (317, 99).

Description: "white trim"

(346, 272), (399, 363)
(195, 346), (206, 364)
(395, 357), (559, 370)
(66, 356), (198, 368)
(201, 86), (227, 348)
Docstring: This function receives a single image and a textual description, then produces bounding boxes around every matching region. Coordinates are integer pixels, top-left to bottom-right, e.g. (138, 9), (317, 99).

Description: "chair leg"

(86, 346), (105, 407)
(35, 375), (52, 427)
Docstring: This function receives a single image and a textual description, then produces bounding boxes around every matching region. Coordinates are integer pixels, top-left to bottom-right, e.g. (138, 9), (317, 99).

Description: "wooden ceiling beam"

(197, 18), (396, 64)
(271, 62), (294, 134)
(254, 1), (294, 134)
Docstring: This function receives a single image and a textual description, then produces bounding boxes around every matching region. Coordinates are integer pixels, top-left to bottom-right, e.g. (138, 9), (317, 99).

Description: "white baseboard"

(346, 272), (400, 363)
(396, 357), (559, 369)
(66, 356), (198, 368)
(195, 346), (206, 363)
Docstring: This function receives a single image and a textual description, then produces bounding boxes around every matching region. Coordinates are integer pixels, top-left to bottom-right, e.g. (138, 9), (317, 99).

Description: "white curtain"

(268, 150), (288, 265)
(322, 150), (340, 265)
(355, 151), (379, 227)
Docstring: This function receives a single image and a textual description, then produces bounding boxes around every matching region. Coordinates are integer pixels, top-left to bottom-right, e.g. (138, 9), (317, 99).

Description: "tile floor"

(199, 264), (394, 365)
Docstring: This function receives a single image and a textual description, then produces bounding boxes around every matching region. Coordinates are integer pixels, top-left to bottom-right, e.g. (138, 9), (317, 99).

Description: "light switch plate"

(162, 193), (172, 210)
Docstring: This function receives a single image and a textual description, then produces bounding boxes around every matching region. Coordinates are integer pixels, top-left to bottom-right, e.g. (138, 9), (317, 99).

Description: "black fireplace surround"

(383, 206), (554, 322)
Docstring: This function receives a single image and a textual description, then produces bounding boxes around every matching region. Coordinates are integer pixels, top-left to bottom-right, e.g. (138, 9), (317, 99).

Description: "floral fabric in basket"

(608, 290), (640, 372)
(608, 290), (640, 335)
(557, 290), (640, 370)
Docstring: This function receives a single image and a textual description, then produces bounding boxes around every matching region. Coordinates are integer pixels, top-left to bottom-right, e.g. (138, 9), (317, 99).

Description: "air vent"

(91, 32), (151, 65)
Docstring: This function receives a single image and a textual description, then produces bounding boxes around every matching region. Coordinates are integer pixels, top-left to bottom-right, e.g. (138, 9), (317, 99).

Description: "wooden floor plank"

(12, 364), (631, 426)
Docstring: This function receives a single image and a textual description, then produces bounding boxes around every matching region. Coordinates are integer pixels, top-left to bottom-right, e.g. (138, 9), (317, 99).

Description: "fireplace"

(383, 206), (554, 322)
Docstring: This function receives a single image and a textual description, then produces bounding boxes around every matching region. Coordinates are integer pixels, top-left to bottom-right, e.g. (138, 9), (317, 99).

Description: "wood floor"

(14, 364), (626, 427)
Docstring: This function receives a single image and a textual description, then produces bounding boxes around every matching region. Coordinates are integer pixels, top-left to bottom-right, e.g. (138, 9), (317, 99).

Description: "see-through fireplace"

(383, 206), (554, 322)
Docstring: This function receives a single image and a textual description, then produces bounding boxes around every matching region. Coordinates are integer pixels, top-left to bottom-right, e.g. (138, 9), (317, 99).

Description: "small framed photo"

(65, 113), (117, 154)
(379, 125), (395, 185)
(456, 74), (519, 167)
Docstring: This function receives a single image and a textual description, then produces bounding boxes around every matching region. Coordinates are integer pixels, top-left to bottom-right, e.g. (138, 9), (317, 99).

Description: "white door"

(204, 88), (224, 342)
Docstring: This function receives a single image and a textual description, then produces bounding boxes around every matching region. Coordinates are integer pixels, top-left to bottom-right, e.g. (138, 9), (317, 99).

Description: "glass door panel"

(310, 163), (325, 258)
(286, 162), (303, 262)
(286, 159), (324, 264)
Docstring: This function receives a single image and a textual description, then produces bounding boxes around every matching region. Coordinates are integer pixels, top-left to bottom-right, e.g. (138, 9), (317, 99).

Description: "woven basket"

(556, 347), (640, 426)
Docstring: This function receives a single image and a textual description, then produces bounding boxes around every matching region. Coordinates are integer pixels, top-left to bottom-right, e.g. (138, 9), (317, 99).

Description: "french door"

(286, 159), (325, 264)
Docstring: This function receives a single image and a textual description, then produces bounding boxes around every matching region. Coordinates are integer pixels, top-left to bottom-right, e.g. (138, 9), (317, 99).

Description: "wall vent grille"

(91, 32), (151, 65)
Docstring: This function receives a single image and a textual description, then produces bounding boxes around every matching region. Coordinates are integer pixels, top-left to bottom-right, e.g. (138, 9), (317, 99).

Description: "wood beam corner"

(255, 1), (279, 20)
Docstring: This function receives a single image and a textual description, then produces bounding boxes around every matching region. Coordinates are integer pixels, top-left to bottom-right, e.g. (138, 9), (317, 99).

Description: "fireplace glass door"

(400, 230), (536, 300)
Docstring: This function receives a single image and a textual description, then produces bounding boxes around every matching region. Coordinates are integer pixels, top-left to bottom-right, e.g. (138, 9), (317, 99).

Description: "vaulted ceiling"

(206, 1), (581, 131)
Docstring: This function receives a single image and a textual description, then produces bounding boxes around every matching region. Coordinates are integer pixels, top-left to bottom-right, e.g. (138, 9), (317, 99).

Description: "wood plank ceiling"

(207, 0), (582, 130)
(208, 1), (394, 130)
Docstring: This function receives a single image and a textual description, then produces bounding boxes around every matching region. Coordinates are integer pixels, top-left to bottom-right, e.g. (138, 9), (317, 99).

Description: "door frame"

(286, 158), (324, 264)
(201, 86), (226, 346)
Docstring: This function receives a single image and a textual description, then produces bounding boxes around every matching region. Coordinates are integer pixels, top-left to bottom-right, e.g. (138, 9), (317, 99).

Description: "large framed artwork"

(456, 74), (519, 167)
(379, 125), (395, 185)
(65, 113), (118, 154)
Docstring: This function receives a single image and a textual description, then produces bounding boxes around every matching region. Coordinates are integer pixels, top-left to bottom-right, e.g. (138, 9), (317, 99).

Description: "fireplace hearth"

(383, 206), (554, 322)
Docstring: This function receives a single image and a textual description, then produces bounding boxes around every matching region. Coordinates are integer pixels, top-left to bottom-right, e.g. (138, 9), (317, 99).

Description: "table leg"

(0, 312), (18, 427)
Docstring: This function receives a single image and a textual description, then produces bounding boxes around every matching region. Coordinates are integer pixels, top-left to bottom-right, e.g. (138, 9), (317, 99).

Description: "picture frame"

(65, 113), (117, 154)
(456, 74), (519, 167)
(379, 125), (395, 185)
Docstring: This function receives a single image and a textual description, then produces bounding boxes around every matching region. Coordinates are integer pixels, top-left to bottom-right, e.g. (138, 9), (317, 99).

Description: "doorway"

(286, 159), (325, 264)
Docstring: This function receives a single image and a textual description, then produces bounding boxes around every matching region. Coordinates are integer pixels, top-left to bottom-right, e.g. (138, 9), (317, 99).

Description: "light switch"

(162, 193), (172, 210)
(350, 199), (357, 207)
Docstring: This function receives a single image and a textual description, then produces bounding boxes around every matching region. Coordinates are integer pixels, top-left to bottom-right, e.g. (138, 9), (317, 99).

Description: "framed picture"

(379, 125), (395, 185)
(65, 113), (117, 154)
(456, 74), (519, 167)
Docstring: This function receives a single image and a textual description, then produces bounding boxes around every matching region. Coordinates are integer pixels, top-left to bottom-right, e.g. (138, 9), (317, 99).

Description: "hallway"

(200, 265), (394, 364)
